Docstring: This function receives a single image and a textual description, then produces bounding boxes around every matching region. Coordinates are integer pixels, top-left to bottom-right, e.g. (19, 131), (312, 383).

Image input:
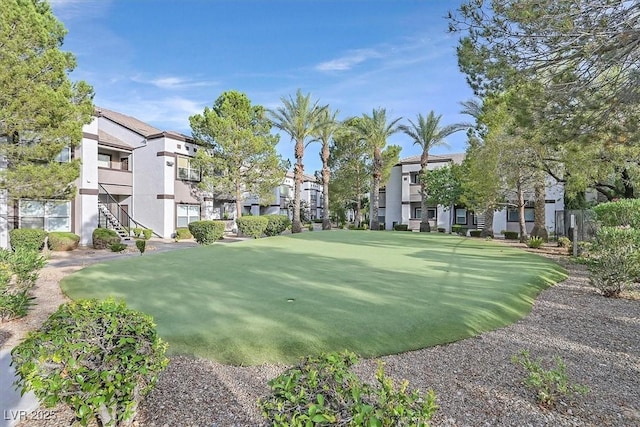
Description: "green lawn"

(61, 231), (566, 365)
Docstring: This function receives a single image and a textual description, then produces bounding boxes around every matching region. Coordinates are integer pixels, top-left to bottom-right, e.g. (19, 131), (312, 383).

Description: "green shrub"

(236, 216), (269, 238)
(264, 215), (291, 237)
(557, 236), (571, 248)
(469, 230), (482, 237)
(132, 227), (142, 238)
(0, 248), (46, 289)
(307, 223), (314, 231)
(593, 199), (640, 228)
(394, 224), (409, 231)
(512, 350), (589, 409)
(142, 228), (153, 240)
(437, 227), (446, 233)
(503, 230), (520, 240)
(313, 218), (323, 223)
(11, 299), (168, 427)
(92, 228), (121, 250)
(109, 242), (127, 253)
(175, 227), (193, 240)
(452, 225), (468, 236)
(259, 351), (437, 425)
(526, 236), (545, 249)
(188, 220), (225, 245)
(9, 228), (48, 251)
(0, 290), (34, 321)
(47, 232), (80, 251)
(588, 226), (640, 297)
(136, 239), (146, 255)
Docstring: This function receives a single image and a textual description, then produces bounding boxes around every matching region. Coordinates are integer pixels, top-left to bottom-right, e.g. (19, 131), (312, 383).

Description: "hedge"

(47, 232), (80, 251)
(92, 228), (121, 249)
(9, 228), (48, 251)
(188, 221), (225, 245)
(593, 199), (640, 228)
(264, 215), (291, 237)
(236, 216), (269, 239)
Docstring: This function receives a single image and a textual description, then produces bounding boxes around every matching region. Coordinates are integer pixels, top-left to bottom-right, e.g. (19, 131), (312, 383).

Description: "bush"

(469, 230), (482, 237)
(0, 290), (34, 321)
(259, 351), (438, 425)
(394, 224), (409, 231)
(11, 299), (168, 427)
(526, 236), (545, 249)
(47, 232), (80, 251)
(136, 239), (146, 255)
(264, 215), (291, 237)
(188, 220), (225, 245)
(557, 236), (571, 248)
(132, 227), (142, 238)
(142, 228), (153, 240)
(236, 216), (269, 238)
(452, 225), (468, 236)
(109, 242), (127, 253)
(175, 227), (193, 240)
(503, 230), (520, 240)
(437, 227), (446, 233)
(92, 228), (121, 250)
(307, 223), (314, 231)
(9, 228), (48, 251)
(593, 199), (640, 228)
(512, 350), (589, 409)
(588, 226), (640, 297)
(313, 218), (323, 223)
(0, 248), (46, 320)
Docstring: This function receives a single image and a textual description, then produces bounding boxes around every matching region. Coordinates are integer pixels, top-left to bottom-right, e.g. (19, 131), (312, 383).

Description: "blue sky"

(50, 0), (474, 173)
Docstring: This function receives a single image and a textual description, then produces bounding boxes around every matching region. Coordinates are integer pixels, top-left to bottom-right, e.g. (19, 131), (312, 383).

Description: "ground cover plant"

(61, 232), (566, 365)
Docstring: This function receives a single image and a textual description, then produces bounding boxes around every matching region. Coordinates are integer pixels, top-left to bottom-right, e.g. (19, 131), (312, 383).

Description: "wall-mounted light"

(166, 161), (174, 167)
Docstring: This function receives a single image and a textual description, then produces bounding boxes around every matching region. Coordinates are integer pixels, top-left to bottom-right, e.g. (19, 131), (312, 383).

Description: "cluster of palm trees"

(269, 89), (465, 233)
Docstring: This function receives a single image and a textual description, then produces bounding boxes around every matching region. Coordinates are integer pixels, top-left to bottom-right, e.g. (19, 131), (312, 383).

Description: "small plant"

(503, 230), (520, 240)
(259, 351), (437, 425)
(452, 225), (468, 236)
(526, 236), (544, 249)
(174, 227), (193, 240)
(512, 350), (589, 409)
(557, 236), (571, 248)
(307, 223), (314, 231)
(47, 232), (80, 251)
(109, 242), (127, 253)
(437, 227), (445, 233)
(136, 239), (146, 255)
(132, 227), (142, 238)
(0, 248), (46, 320)
(188, 220), (225, 245)
(142, 228), (153, 240)
(469, 230), (482, 237)
(9, 228), (48, 251)
(588, 226), (640, 297)
(394, 224), (409, 231)
(11, 299), (168, 427)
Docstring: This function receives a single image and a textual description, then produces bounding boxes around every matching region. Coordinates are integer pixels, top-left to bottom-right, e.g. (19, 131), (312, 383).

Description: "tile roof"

(96, 107), (162, 137)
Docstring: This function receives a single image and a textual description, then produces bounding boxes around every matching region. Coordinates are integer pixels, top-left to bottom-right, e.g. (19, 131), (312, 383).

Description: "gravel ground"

(4, 243), (640, 426)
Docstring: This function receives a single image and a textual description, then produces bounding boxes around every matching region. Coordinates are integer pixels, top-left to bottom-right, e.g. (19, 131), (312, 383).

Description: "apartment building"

(381, 154), (564, 234)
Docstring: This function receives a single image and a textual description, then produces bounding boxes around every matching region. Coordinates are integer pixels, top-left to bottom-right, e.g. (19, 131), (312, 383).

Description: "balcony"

(409, 184), (422, 202)
(98, 166), (132, 195)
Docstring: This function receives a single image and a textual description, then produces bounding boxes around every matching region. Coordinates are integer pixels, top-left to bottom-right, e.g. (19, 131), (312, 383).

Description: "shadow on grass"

(61, 232), (566, 365)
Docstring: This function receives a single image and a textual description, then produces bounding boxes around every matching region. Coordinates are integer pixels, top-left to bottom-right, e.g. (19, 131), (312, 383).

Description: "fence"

(554, 210), (598, 241)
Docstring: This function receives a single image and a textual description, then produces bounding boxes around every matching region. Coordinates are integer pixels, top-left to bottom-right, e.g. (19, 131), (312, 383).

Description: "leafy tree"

(311, 107), (340, 230)
(329, 119), (370, 228)
(424, 164), (463, 214)
(189, 91), (287, 219)
(270, 90), (326, 233)
(399, 111), (465, 231)
(353, 109), (402, 231)
(0, 0), (94, 199)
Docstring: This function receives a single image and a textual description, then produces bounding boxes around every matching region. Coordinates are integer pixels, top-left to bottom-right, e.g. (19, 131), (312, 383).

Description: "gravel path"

(2, 242), (639, 426)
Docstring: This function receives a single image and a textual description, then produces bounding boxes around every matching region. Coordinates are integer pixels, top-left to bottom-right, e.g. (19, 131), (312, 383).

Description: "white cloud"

(131, 75), (219, 90)
(315, 48), (383, 72)
(49, 0), (111, 20)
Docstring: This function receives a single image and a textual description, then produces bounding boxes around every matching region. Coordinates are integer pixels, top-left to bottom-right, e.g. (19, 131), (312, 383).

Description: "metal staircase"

(98, 202), (130, 240)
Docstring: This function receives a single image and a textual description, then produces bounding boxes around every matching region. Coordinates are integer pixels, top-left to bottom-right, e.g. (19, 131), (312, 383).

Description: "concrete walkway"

(0, 237), (248, 426)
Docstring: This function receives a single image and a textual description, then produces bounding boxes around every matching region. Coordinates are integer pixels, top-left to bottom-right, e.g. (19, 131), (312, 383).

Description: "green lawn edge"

(61, 231), (567, 365)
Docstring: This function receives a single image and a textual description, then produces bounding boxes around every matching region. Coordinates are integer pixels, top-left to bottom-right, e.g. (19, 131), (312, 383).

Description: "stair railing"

(98, 183), (162, 238)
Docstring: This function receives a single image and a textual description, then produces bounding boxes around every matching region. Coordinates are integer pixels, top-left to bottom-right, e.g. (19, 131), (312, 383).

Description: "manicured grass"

(61, 231), (566, 365)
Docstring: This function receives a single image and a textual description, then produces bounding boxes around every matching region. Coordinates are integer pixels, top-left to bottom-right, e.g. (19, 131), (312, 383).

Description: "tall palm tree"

(269, 89), (326, 233)
(354, 108), (402, 231)
(311, 107), (340, 230)
(399, 111), (465, 232)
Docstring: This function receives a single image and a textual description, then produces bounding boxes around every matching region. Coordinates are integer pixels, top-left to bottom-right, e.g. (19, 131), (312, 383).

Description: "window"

(121, 157), (130, 171)
(98, 153), (111, 168)
(413, 207), (421, 219)
(176, 204), (200, 227)
(177, 156), (200, 181)
(427, 208), (437, 220)
(507, 206), (535, 222)
(55, 146), (71, 163)
(19, 200), (71, 232)
(410, 172), (420, 184)
(455, 208), (467, 225)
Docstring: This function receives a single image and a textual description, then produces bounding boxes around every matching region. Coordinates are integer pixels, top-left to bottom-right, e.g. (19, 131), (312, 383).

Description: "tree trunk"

(235, 183), (242, 219)
(530, 179), (548, 241)
(517, 184), (528, 242)
(480, 206), (494, 238)
(355, 194), (362, 228)
(370, 148), (381, 231)
(419, 166), (430, 232)
(321, 145), (331, 230)
(292, 143), (303, 233)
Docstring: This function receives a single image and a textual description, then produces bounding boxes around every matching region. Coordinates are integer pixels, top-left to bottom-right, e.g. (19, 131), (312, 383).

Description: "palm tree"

(311, 107), (340, 230)
(269, 89), (326, 233)
(399, 111), (465, 232)
(354, 108), (402, 231)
